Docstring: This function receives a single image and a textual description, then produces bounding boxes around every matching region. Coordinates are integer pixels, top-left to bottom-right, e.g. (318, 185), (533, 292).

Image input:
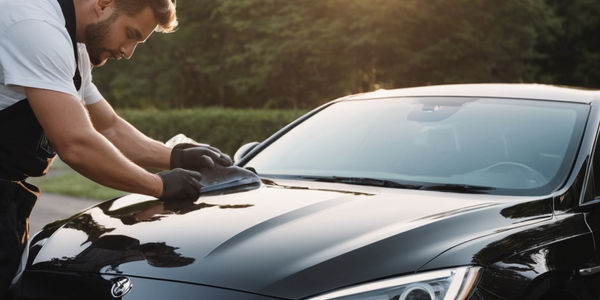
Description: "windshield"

(245, 97), (589, 195)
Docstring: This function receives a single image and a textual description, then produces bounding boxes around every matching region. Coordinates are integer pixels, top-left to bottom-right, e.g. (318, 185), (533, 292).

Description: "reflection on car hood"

(30, 178), (548, 299)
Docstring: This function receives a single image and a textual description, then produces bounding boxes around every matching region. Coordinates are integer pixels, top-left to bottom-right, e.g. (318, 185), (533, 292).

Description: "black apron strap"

(57, 0), (81, 90)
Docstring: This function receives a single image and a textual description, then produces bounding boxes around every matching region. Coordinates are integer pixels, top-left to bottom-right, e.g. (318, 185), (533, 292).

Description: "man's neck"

(73, 0), (89, 42)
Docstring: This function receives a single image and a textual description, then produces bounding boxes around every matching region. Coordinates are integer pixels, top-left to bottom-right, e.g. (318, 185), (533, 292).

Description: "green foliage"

(92, 0), (598, 109)
(536, 0), (600, 87)
(117, 107), (308, 155)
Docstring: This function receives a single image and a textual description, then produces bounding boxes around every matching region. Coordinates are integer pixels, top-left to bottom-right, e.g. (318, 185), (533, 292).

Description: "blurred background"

(95, 0), (600, 109)
(33, 0), (600, 201)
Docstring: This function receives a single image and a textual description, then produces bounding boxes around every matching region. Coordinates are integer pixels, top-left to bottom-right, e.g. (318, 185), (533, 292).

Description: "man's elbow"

(52, 132), (95, 168)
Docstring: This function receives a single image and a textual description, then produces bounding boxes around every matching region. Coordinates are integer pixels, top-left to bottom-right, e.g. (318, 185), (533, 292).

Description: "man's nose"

(121, 43), (138, 60)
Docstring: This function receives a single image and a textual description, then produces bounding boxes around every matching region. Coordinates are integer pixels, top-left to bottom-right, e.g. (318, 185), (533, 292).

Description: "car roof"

(342, 83), (600, 103)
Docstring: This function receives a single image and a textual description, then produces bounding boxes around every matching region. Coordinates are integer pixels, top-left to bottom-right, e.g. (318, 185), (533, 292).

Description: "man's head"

(83, 0), (177, 66)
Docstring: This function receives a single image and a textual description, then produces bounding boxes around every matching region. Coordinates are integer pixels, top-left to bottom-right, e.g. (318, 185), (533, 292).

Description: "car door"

(579, 121), (600, 297)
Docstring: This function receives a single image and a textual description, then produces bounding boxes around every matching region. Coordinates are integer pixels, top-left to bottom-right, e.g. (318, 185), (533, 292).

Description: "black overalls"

(0, 0), (81, 292)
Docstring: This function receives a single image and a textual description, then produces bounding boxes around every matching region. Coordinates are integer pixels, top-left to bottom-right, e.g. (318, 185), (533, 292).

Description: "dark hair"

(114, 0), (178, 32)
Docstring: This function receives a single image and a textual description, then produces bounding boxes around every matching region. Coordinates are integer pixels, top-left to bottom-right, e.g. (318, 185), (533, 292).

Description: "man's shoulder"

(0, 0), (77, 101)
(0, 0), (71, 57)
(0, 0), (64, 33)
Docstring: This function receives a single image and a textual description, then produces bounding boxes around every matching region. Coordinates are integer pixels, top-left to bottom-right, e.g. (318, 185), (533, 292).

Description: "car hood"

(29, 179), (549, 299)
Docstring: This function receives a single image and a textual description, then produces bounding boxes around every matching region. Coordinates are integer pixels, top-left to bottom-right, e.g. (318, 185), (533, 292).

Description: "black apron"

(0, 0), (81, 292)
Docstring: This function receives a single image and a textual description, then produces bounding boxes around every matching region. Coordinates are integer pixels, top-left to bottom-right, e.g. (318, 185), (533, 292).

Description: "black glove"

(158, 168), (203, 202)
(170, 143), (233, 171)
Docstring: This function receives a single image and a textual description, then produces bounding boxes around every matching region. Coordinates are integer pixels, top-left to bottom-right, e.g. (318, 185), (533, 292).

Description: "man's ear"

(95, 0), (114, 13)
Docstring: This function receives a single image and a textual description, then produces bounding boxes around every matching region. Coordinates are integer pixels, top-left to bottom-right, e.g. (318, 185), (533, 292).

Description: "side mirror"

(234, 142), (260, 163)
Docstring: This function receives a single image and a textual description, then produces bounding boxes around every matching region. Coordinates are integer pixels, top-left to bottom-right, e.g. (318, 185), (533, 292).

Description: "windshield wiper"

(418, 183), (496, 194)
(300, 176), (423, 189)
(260, 174), (496, 194)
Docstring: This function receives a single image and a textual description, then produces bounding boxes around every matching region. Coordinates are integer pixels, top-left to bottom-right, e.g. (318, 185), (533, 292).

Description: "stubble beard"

(84, 13), (119, 66)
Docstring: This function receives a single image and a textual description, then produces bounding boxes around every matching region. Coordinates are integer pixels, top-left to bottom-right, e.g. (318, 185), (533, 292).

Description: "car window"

(245, 97), (589, 196)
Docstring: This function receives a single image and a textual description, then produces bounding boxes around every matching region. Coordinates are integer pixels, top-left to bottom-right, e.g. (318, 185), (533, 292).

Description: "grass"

(28, 159), (124, 200)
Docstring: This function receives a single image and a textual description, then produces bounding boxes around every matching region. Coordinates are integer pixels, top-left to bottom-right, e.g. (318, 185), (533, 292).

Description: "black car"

(11, 84), (600, 300)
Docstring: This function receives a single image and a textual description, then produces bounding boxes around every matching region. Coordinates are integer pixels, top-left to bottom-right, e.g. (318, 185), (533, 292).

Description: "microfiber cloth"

(199, 165), (261, 194)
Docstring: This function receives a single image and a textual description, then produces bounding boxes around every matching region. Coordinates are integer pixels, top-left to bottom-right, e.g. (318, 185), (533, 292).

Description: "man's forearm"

(86, 99), (171, 170)
(100, 117), (171, 170)
(57, 126), (163, 197)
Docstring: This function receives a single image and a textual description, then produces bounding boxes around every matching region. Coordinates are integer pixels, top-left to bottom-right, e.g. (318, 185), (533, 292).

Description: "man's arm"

(87, 98), (171, 170)
(26, 87), (163, 197)
(87, 98), (234, 171)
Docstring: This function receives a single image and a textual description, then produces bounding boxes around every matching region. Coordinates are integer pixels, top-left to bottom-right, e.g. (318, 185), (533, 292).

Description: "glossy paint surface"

(27, 179), (554, 299)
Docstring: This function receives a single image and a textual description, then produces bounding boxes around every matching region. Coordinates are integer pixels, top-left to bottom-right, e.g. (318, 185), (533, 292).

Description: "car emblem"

(110, 277), (133, 298)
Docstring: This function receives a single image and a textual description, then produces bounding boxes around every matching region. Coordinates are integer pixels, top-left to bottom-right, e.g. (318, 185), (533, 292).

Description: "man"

(0, 0), (232, 293)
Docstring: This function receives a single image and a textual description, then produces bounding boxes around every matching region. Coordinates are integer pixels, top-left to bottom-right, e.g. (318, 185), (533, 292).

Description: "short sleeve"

(76, 43), (103, 105)
(0, 20), (79, 97)
(83, 81), (102, 105)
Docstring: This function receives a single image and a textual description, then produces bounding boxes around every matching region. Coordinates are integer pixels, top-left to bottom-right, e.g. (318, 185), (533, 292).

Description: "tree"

(536, 0), (600, 87)
(93, 0), (574, 109)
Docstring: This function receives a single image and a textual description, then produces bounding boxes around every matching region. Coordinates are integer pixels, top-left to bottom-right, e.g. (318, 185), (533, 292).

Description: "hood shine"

(31, 179), (537, 298)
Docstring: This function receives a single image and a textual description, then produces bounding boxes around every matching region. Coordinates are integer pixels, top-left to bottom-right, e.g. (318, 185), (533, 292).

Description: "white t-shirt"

(0, 0), (103, 111)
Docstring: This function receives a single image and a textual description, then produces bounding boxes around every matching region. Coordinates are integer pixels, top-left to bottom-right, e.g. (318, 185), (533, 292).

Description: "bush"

(118, 107), (308, 156)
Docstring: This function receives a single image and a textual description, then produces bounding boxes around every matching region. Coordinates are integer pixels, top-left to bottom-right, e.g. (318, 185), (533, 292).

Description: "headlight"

(308, 266), (481, 300)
